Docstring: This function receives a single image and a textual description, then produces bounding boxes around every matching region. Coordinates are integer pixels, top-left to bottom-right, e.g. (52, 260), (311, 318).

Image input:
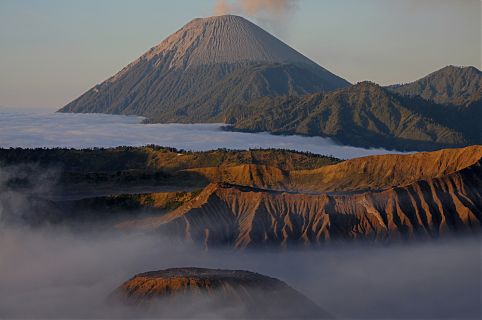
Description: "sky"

(0, 0), (480, 109)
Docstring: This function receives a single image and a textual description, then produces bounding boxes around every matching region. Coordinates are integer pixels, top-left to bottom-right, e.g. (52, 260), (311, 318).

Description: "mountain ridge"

(226, 81), (479, 150)
(181, 145), (482, 193)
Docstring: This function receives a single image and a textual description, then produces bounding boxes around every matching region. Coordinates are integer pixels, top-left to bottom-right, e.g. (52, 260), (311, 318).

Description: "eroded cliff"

(119, 146), (482, 247)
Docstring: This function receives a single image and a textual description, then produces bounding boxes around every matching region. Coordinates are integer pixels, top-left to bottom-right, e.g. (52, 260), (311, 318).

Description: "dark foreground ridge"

(111, 267), (331, 319)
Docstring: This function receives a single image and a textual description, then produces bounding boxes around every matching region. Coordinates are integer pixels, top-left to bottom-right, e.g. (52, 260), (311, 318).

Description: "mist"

(1, 225), (480, 319)
(0, 109), (407, 159)
(213, 0), (300, 34)
(0, 165), (481, 319)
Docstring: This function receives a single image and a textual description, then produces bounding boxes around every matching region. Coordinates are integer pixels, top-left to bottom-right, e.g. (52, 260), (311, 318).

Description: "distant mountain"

(225, 81), (479, 150)
(112, 267), (329, 318)
(58, 15), (349, 122)
(388, 65), (482, 107)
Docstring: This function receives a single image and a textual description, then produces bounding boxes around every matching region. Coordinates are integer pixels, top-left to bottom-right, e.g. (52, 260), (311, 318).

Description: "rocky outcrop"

(112, 267), (329, 319)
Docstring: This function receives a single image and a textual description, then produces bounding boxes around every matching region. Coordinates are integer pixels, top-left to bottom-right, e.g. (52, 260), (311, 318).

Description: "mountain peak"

(349, 81), (387, 95)
(191, 14), (247, 22)
(427, 65), (482, 79)
(440, 65), (480, 72)
(353, 81), (382, 88)
(388, 65), (481, 106)
(138, 13), (317, 71)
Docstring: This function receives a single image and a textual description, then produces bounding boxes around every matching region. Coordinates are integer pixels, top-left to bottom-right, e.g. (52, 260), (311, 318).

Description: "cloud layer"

(0, 110), (406, 159)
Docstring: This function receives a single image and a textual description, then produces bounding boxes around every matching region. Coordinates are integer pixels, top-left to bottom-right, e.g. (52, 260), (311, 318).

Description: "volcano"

(111, 267), (330, 318)
(58, 15), (349, 122)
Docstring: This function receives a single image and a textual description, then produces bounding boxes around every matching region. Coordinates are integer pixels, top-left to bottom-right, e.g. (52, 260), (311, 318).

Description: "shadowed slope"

(226, 81), (479, 150)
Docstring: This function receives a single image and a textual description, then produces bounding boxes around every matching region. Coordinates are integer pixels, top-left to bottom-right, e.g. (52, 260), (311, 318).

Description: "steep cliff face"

(119, 147), (482, 247)
(112, 267), (329, 318)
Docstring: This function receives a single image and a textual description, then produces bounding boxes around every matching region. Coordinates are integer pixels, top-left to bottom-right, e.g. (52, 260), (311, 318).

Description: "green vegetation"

(225, 81), (480, 151)
(0, 147), (340, 190)
(0, 146), (339, 172)
(69, 189), (202, 213)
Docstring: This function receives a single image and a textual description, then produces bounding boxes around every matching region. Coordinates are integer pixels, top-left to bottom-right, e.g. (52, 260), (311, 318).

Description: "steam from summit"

(213, 0), (299, 17)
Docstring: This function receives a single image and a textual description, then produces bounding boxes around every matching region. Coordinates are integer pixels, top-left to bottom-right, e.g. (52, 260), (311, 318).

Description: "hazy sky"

(0, 0), (480, 109)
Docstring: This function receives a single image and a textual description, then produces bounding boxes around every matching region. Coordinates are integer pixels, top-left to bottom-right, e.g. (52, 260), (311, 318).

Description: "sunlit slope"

(184, 145), (482, 192)
(119, 146), (482, 246)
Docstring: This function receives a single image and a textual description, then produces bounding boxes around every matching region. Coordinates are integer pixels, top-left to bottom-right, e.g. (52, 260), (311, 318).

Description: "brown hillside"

(118, 149), (482, 247)
(184, 145), (482, 193)
(290, 145), (482, 192)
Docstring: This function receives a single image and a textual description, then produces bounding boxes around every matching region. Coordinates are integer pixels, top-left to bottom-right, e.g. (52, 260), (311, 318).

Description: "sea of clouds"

(0, 109), (406, 159)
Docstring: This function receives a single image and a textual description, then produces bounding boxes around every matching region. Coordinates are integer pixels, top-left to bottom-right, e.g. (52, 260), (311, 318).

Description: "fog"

(0, 109), (406, 159)
(1, 226), (480, 319)
(0, 164), (481, 319)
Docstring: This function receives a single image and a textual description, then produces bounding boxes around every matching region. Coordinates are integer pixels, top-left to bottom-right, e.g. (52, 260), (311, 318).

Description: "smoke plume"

(214, 0), (299, 16)
(214, 0), (232, 15)
(238, 0), (299, 16)
(213, 0), (300, 32)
